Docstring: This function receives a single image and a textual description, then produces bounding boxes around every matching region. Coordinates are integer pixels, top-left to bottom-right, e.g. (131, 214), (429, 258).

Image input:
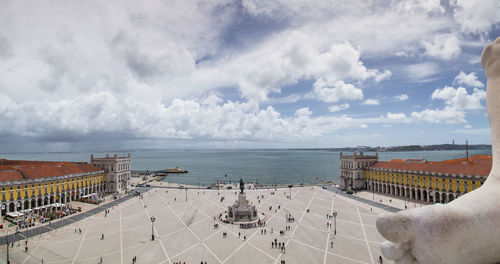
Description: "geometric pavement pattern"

(0, 187), (389, 264)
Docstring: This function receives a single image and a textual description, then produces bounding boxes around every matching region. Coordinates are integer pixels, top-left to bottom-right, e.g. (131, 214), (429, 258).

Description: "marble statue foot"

(376, 37), (500, 264)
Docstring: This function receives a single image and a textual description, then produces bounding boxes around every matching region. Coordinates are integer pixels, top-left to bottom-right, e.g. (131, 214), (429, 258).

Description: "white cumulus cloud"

(452, 0), (500, 34)
(409, 85), (486, 124)
(362, 99), (380, 106)
(394, 94), (409, 101)
(421, 34), (461, 60)
(431, 86), (486, 110)
(328, 103), (350, 112)
(454, 71), (484, 87)
(405, 62), (438, 80)
(308, 79), (363, 103)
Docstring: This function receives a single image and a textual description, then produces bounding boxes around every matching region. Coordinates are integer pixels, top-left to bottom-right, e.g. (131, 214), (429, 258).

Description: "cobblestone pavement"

(0, 186), (392, 264)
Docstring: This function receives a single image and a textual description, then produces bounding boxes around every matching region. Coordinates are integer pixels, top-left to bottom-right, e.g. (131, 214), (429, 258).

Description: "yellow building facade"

(364, 156), (490, 203)
(0, 160), (104, 215)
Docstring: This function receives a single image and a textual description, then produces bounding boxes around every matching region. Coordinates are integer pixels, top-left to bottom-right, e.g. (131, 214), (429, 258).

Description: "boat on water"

(165, 167), (188, 173)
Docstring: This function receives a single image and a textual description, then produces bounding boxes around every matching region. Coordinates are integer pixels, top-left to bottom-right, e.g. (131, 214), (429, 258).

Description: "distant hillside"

(291, 144), (492, 152)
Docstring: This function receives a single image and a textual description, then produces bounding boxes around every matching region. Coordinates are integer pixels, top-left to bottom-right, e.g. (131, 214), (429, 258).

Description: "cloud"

(111, 32), (196, 81)
(38, 47), (68, 92)
(172, 31), (390, 107)
(374, 70), (392, 82)
(362, 99), (380, 106)
(405, 62), (438, 80)
(265, 94), (302, 104)
(452, 0), (500, 34)
(409, 85), (486, 124)
(394, 94), (409, 101)
(0, 0), (496, 149)
(0, 92), (390, 143)
(295, 107), (312, 117)
(328, 103), (350, 112)
(454, 71), (484, 87)
(227, 33), (388, 104)
(421, 34), (461, 60)
(431, 86), (486, 110)
(0, 35), (14, 59)
(386, 112), (411, 123)
(307, 79), (363, 103)
(410, 107), (466, 124)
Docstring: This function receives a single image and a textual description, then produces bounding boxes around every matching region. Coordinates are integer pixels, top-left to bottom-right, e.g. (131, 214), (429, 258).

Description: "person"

(238, 232), (240, 238)
(331, 240), (334, 248)
(101, 234), (104, 240)
(379, 256), (383, 263)
(99, 256), (103, 263)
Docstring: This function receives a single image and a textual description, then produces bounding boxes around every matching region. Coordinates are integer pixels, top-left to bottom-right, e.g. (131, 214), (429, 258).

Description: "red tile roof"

(0, 170), (24, 181)
(0, 160), (102, 182)
(370, 155), (492, 176)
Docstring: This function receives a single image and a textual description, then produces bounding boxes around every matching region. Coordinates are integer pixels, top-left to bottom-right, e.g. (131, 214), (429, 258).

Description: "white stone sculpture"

(376, 37), (500, 264)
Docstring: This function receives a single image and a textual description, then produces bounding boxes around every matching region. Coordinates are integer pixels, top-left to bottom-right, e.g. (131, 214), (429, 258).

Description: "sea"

(0, 149), (491, 186)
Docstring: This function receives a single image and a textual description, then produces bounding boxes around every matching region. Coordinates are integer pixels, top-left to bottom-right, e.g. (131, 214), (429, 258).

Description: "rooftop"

(370, 155), (492, 176)
(0, 159), (102, 182)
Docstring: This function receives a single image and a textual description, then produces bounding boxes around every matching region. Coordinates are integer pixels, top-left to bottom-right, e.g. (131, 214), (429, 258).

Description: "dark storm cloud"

(38, 47), (68, 92)
(0, 35), (14, 59)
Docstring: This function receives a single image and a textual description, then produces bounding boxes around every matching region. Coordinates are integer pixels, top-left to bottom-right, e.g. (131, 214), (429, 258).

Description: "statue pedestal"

(226, 192), (258, 223)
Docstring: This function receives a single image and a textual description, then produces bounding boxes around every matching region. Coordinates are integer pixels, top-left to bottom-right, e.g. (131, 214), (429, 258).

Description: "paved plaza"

(0, 187), (388, 264)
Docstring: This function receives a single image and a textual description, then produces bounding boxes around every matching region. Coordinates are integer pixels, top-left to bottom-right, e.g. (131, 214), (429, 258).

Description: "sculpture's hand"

(377, 210), (419, 264)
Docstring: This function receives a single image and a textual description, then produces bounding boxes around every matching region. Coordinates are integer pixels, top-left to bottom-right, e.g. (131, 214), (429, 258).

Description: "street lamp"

(288, 185), (293, 200)
(332, 211), (337, 235)
(185, 188), (188, 202)
(150, 216), (156, 241)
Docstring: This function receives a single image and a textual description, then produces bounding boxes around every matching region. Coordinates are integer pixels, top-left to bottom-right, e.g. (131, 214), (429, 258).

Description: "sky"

(0, 0), (499, 152)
